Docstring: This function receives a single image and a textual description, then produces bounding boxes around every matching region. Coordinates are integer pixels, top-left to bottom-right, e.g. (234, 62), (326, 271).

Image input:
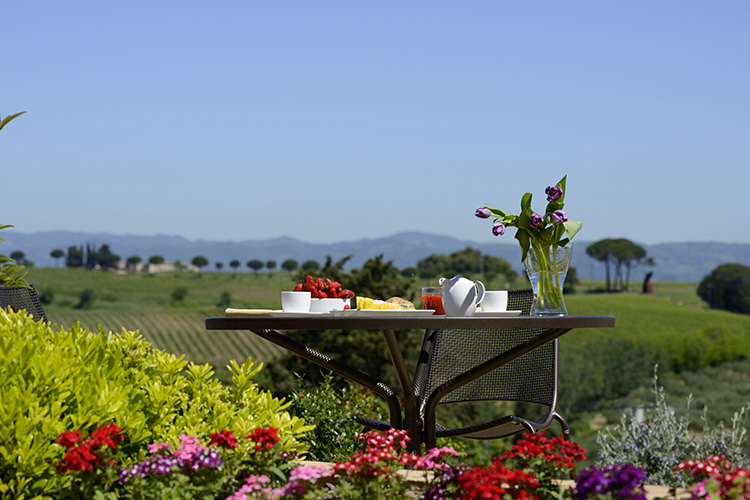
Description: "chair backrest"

(414, 289), (558, 418)
(0, 283), (49, 322)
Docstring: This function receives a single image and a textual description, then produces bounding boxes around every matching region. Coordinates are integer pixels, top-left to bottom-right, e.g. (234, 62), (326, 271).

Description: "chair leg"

(553, 412), (570, 437)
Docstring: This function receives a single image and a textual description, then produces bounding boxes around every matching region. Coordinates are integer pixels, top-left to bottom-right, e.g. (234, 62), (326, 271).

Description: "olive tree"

(191, 255), (209, 275)
(50, 249), (65, 267)
(586, 238), (652, 291)
(247, 259), (263, 276)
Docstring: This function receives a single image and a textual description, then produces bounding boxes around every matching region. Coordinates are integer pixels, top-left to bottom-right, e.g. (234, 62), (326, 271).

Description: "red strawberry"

(327, 289), (338, 298)
(293, 284), (303, 292)
(339, 289), (355, 299)
(315, 278), (325, 290)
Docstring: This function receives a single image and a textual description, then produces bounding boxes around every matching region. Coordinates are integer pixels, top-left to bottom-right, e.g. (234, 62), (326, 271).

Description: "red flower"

(458, 463), (539, 500)
(246, 427), (280, 451)
(500, 431), (586, 469)
(89, 423), (123, 450)
(55, 423), (123, 475)
(210, 429), (239, 449)
(56, 430), (84, 450)
(56, 442), (100, 473)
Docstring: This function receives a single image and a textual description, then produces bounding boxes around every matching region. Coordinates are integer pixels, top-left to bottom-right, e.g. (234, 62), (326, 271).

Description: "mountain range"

(4, 230), (750, 283)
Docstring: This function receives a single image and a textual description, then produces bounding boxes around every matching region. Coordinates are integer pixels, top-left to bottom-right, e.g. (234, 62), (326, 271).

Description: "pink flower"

(147, 442), (172, 454)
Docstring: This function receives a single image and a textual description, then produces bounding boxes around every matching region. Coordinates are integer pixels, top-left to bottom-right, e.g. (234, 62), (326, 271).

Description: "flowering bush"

(571, 464), (649, 500)
(596, 367), (749, 487)
(229, 428), (460, 499)
(676, 455), (750, 500)
(51, 422), (750, 499)
(424, 431), (586, 500)
(55, 425), (296, 499)
(0, 309), (312, 499)
(500, 431), (587, 498)
(55, 423), (124, 498)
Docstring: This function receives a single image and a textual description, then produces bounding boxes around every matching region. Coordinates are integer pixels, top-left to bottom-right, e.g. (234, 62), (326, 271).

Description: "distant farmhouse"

(119, 260), (200, 274)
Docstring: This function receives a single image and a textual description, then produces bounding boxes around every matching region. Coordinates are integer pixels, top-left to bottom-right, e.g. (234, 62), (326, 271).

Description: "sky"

(3, 1), (749, 247)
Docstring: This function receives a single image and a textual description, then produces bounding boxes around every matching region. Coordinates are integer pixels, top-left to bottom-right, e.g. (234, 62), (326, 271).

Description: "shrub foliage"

(698, 263), (750, 314)
(0, 309), (311, 499)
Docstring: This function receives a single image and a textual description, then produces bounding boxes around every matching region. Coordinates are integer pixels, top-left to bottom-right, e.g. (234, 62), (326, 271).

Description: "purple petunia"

(571, 464), (648, 500)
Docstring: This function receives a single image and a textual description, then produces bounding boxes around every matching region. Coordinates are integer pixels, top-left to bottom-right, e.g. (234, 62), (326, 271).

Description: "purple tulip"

(530, 212), (544, 228)
(492, 223), (505, 236)
(546, 186), (563, 202)
(475, 207), (492, 219)
(551, 210), (568, 223)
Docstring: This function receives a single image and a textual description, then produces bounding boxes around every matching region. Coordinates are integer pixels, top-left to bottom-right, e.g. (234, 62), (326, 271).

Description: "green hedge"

(0, 309), (312, 499)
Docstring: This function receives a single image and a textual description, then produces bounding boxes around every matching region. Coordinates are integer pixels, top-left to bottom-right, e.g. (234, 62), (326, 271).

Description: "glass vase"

(523, 243), (573, 316)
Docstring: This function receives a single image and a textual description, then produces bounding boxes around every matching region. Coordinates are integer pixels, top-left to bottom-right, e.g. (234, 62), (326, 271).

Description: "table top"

(205, 314), (615, 331)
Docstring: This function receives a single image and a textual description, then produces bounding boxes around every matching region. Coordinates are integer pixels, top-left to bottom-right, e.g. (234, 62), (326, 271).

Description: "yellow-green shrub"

(0, 309), (311, 500)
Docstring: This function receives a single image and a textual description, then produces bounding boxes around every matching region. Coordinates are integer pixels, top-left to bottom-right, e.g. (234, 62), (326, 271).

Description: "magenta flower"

(530, 212), (544, 228)
(492, 223), (505, 236)
(475, 207), (492, 219)
(551, 210), (568, 223)
(546, 186), (563, 202)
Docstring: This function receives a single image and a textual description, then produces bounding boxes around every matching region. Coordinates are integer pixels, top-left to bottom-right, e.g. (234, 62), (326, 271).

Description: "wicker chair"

(414, 289), (568, 449)
(0, 283), (48, 322)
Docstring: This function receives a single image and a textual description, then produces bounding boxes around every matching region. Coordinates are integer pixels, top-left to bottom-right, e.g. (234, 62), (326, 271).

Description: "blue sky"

(3, 1), (749, 246)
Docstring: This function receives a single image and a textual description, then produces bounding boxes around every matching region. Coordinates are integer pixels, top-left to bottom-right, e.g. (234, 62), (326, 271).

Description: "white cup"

(281, 291), (311, 312)
(481, 290), (508, 312)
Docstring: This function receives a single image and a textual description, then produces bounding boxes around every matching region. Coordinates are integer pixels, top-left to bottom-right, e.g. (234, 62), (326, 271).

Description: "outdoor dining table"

(204, 314), (615, 453)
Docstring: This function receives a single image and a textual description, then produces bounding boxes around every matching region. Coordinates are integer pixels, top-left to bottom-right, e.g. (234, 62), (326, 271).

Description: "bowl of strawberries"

(293, 276), (355, 312)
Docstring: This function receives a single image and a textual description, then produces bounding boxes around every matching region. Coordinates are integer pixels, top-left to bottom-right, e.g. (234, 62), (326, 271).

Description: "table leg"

(381, 328), (421, 452)
(251, 328), (403, 429)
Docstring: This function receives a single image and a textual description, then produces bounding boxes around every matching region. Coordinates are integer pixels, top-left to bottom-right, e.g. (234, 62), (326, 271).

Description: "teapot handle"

(438, 277), (446, 285)
(474, 280), (486, 305)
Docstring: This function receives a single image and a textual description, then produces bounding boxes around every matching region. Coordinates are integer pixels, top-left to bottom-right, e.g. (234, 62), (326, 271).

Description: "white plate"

(330, 309), (436, 317)
(473, 310), (522, 317)
(269, 311), (330, 317)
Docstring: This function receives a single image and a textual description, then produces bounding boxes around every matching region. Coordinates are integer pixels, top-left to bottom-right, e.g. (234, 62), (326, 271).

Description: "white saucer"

(473, 310), (522, 317)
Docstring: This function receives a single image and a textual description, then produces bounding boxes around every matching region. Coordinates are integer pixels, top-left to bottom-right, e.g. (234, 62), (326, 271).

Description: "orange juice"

(422, 294), (445, 315)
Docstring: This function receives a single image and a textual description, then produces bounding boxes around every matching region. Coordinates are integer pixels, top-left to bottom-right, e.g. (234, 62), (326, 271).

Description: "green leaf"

(559, 220), (583, 246)
(520, 192), (533, 212)
(0, 111), (26, 131)
(514, 229), (531, 262)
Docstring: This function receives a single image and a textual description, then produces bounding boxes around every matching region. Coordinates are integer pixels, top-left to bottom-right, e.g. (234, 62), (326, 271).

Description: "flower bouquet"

(476, 175), (582, 315)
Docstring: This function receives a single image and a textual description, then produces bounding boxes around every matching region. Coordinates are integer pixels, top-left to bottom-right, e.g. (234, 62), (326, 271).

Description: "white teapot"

(439, 275), (486, 316)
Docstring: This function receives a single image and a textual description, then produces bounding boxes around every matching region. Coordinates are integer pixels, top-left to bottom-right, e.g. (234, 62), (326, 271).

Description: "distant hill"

(3, 230), (750, 282)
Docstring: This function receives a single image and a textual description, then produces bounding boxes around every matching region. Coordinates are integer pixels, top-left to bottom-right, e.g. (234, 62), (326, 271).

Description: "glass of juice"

(421, 286), (445, 315)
